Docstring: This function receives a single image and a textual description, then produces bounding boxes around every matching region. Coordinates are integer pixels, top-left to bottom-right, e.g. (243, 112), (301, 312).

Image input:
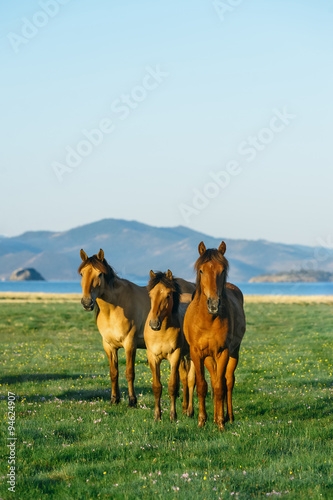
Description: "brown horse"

(78, 249), (195, 406)
(183, 241), (246, 430)
(144, 270), (195, 421)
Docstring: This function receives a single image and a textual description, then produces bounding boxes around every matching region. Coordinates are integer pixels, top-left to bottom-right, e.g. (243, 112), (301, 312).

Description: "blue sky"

(0, 0), (332, 245)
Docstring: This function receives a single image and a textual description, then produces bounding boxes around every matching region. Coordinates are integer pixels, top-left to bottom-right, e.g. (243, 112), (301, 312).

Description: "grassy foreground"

(0, 299), (332, 499)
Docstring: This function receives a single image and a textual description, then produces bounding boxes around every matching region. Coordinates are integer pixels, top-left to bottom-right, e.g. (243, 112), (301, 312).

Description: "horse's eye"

(166, 294), (171, 299)
(200, 270), (203, 274)
(98, 273), (102, 278)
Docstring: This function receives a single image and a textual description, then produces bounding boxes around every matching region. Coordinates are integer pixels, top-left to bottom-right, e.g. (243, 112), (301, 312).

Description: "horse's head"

(78, 249), (114, 311)
(195, 241), (229, 315)
(147, 270), (180, 331)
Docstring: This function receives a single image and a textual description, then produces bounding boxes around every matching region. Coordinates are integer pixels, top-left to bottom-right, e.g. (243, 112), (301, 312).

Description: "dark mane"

(147, 271), (181, 314)
(78, 256), (117, 285)
(194, 248), (229, 297)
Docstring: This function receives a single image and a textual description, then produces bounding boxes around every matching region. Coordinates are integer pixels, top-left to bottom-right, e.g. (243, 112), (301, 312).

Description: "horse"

(78, 249), (195, 407)
(144, 270), (195, 421)
(183, 241), (246, 430)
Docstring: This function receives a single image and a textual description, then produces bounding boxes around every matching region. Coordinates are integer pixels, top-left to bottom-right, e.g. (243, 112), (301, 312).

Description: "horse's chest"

(97, 309), (134, 347)
(146, 329), (180, 357)
(194, 319), (229, 355)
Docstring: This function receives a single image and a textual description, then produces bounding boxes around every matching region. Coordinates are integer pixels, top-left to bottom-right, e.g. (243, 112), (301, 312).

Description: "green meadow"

(0, 299), (332, 499)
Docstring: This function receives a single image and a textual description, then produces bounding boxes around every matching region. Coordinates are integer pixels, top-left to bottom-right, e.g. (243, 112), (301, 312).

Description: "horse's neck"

(160, 311), (180, 331)
(97, 278), (149, 323)
(97, 278), (132, 314)
(98, 278), (119, 303)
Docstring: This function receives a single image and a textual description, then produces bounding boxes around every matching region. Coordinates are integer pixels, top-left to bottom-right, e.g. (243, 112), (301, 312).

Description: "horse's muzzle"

(149, 318), (161, 331)
(207, 297), (220, 315)
(81, 297), (94, 311)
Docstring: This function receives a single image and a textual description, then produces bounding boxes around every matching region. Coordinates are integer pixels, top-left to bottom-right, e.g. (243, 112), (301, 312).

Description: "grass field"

(1, 297), (332, 499)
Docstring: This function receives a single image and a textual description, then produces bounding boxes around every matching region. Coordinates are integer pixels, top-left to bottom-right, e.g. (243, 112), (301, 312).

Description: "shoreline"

(0, 292), (333, 304)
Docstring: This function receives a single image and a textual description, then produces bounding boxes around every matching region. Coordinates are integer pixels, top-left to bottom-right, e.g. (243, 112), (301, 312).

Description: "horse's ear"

(218, 241), (226, 255)
(149, 270), (156, 280)
(166, 269), (173, 280)
(198, 241), (206, 256)
(80, 249), (88, 262)
(97, 249), (104, 261)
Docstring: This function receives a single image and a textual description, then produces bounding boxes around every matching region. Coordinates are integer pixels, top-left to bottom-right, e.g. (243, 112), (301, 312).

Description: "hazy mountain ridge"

(0, 219), (332, 282)
(250, 270), (333, 283)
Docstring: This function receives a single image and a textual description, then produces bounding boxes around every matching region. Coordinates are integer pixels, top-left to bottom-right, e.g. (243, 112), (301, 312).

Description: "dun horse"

(78, 249), (195, 406)
(145, 270), (195, 421)
(183, 241), (246, 430)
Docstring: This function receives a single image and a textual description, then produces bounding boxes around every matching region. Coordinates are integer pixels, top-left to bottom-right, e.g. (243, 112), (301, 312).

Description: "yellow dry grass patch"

(0, 292), (81, 302)
(245, 294), (333, 304)
(0, 292), (333, 304)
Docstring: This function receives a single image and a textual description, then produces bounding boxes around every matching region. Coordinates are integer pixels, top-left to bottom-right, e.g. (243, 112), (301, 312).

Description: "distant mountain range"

(0, 219), (332, 282)
(250, 270), (333, 283)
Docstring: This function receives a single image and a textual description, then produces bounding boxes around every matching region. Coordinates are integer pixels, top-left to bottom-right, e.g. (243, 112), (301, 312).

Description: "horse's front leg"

(225, 355), (238, 423)
(125, 344), (137, 407)
(215, 349), (229, 431)
(102, 339), (120, 404)
(186, 359), (196, 418)
(147, 350), (162, 421)
(168, 350), (181, 422)
(205, 356), (217, 422)
(191, 349), (207, 427)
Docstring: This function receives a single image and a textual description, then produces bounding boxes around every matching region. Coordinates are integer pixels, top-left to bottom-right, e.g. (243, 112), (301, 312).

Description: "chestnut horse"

(183, 241), (246, 430)
(144, 270), (195, 421)
(78, 249), (195, 406)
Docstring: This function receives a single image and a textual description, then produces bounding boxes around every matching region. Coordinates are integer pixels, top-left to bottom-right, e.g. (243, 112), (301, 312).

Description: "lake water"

(0, 281), (333, 295)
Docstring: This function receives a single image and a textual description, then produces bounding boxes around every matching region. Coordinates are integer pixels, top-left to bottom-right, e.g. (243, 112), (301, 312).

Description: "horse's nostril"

(81, 298), (94, 309)
(149, 319), (161, 331)
(207, 298), (220, 314)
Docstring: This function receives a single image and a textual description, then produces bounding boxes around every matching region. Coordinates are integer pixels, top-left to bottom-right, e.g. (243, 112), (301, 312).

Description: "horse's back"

(175, 277), (196, 294)
(180, 293), (192, 304)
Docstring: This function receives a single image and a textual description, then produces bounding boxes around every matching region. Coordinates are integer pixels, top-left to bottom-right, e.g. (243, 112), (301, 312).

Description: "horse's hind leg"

(103, 340), (120, 404)
(225, 356), (238, 423)
(125, 346), (137, 407)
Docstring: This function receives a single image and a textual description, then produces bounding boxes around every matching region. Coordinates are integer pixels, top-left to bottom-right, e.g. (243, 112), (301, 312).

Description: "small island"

(9, 268), (46, 281)
(249, 270), (333, 283)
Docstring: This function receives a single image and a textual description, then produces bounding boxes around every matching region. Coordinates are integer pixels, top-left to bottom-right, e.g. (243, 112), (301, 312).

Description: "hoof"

(225, 413), (234, 424)
(187, 408), (194, 418)
(154, 414), (161, 422)
(225, 413), (234, 423)
(128, 396), (137, 407)
(198, 417), (206, 428)
(170, 413), (177, 422)
(111, 396), (120, 404)
(217, 419), (225, 431)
